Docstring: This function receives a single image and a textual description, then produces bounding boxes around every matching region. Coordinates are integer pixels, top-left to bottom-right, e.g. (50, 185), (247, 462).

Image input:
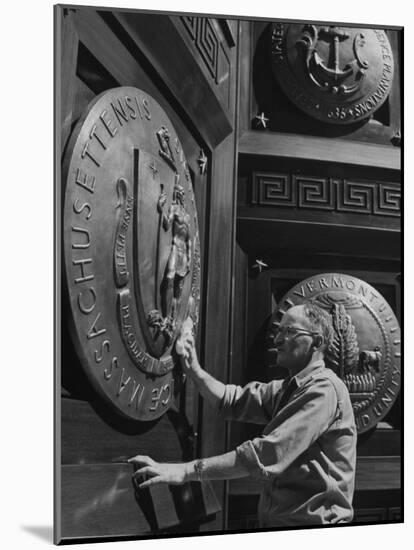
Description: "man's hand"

(179, 334), (202, 375)
(175, 322), (226, 407)
(128, 455), (191, 489)
(175, 319), (202, 377)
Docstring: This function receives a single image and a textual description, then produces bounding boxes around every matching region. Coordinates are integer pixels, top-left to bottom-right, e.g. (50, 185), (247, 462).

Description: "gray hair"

(303, 302), (334, 351)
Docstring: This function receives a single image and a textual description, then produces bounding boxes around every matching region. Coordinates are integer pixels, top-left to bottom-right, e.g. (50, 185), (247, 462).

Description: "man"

(129, 302), (357, 527)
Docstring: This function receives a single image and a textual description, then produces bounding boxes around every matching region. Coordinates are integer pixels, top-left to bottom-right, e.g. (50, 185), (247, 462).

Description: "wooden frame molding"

(239, 130), (400, 171)
(110, 11), (233, 149)
(251, 172), (401, 218)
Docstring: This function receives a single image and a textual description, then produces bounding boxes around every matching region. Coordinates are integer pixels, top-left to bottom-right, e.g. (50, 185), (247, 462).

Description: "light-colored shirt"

(220, 360), (357, 527)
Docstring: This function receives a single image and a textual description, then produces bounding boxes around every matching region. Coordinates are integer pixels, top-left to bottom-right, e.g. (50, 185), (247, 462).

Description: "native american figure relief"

(148, 174), (192, 343)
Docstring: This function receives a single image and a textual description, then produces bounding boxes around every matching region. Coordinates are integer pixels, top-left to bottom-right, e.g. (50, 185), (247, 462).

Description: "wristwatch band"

(193, 459), (205, 482)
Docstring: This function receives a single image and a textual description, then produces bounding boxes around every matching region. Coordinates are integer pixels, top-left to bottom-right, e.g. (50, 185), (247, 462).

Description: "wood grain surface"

(61, 463), (220, 540)
(61, 397), (188, 465)
(239, 131), (400, 171)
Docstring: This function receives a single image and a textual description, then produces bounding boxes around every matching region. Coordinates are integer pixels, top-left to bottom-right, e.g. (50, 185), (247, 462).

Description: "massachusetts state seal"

(63, 87), (200, 421)
(267, 274), (401, 433)
(270, 23), (394, 125)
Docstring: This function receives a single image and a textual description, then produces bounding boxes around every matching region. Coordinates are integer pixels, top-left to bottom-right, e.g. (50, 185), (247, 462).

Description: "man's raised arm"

(177, 334), (277, 424)
(178, 334), (226, 408)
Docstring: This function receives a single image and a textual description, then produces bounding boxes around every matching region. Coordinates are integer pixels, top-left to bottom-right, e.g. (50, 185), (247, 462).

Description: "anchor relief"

(269, 23), (394, 124)
(296, 25), (369, 96)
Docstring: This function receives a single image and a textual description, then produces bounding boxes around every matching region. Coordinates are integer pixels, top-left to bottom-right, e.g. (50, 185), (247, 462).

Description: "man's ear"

(313, 335), (323, 350)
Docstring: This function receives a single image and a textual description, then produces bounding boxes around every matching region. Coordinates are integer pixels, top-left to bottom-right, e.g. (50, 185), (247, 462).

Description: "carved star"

(252, 259), (268, 273)
(254, 112), (269, 129)
(198, 149), (208, 175)
(149, 161), (158, 177)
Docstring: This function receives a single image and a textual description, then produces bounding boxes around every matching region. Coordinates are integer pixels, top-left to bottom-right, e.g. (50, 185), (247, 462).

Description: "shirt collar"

(289, 359), (326, 388)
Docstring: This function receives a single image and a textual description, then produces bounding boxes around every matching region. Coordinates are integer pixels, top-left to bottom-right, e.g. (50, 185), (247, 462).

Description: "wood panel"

(179, 16), (235, 116)
(238, 20), (253, 137)
(57, 8), (79, 154)
(110, 11), (233, 149)
(238, 203), (400, 234)
(229, 17), (401, 532)
(353, 507), (388, 523)
(239, 131), (400, 171)
(218, 19), (237, 48)
(246, 268), (273, 382)
(226, 493), (401, 529)
(58, 6), (240, 539)
(357, 427), (401, 456)
(60, 463), (220, 541)
(73, 9), (144, 88)
(199, 135), (238, 531)
(388, 507), (402, 521)
(196, 19), (240, 531)
(72, 76), (95, 123)
(387, 30), (402, 140)
(61, 464), (151, 539)
(355, 456), (401, 491)
(249, 22), (401, 147)
(237, 218), (401, 262)
(230, 244), (248, 389)
(61, 397), (188, 465)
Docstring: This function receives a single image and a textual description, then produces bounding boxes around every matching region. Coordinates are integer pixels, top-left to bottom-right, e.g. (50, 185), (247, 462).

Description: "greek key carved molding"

(251, 173), (295, 206)
(296, 176), (335, 210)
(376, 183), (401, 216)
(182, 16), (219, 82)
(251, 172), (400, 217)
(337, 180), (376, 214)
(181, 15), (198, 40)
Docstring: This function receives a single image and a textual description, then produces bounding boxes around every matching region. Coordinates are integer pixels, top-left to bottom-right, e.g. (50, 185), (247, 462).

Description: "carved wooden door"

(56, 7), (239, 541)
(227, 19), (401, 529)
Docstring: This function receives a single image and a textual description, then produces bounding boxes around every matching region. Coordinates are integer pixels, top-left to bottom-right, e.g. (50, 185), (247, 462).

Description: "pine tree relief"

(326, 303), (359, 378)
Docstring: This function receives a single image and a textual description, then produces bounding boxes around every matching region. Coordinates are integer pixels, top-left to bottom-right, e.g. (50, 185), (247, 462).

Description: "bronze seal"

(268, 274), (401, 433)
(63, 87), (200, 421)
(270, 23), (394, 125)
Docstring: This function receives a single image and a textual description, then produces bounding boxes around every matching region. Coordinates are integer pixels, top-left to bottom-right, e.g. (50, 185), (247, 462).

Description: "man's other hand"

(128, 455), (191, 489)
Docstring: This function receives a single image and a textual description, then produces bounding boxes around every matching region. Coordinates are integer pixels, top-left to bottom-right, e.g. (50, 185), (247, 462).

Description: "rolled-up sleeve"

(235, 378), (338, 480)
(219, 380), (283, 424)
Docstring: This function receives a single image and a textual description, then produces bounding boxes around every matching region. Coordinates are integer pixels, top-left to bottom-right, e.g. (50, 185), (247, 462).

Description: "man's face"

(274, 305), (319, 374)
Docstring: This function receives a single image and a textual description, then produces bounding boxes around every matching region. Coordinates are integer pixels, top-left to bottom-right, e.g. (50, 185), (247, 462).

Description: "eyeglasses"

(275, 326), (320, 340)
